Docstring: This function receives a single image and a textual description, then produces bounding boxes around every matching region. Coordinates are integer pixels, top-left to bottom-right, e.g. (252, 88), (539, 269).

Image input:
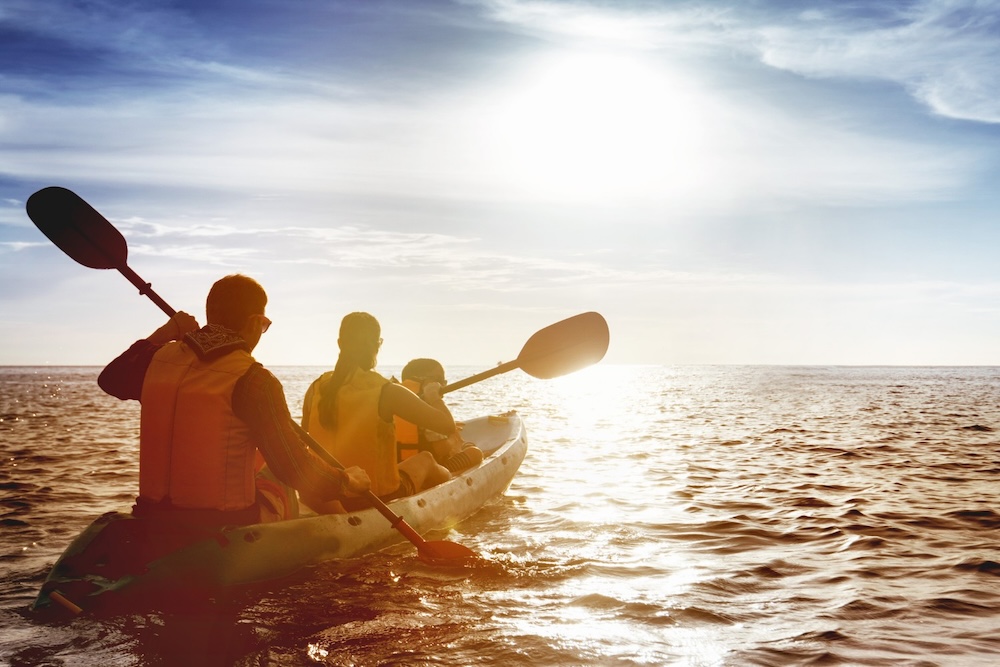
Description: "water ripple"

(4, 365), (1000, 665)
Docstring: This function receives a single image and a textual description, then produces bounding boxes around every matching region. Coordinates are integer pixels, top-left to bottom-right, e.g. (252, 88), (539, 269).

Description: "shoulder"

(247, 361), (279, 382)
(234, 362), (285, 399)
(305, 370), (337, 395)
(381, 381), (406, 397)
(308, 370), (339, 388)
(303, 372), (328, 401)
(379, 380), (417, 408)
(345, 368), (389, 390)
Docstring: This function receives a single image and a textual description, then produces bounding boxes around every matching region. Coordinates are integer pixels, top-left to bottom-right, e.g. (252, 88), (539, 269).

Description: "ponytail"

(316, 312), (381, 431)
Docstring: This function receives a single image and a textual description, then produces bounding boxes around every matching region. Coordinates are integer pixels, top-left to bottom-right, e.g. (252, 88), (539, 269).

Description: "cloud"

(3, 0), (989, 216)
(99, 213), (741, 298)
(0, 240), (44, 252)
(740, 1), (1000, 124)
(473, 0), (732, 49)
(477, 0), (1000, 124)
(1, 0), (223, 79)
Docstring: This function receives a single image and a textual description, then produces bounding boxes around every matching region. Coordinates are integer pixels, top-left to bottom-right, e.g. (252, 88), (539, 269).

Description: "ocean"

(1, 364), (999, 666)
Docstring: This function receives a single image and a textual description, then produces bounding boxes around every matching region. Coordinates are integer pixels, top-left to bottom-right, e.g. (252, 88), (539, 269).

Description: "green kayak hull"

(33, 411), (526, 615)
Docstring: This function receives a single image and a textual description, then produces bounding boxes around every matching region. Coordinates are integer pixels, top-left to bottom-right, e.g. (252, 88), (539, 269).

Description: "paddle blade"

(417, 539), (483, 566)
(517, 311), (609, 380)
(26, 187), (127, 270)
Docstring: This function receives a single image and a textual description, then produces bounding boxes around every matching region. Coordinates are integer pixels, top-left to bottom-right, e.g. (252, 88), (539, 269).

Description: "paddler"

(98, 274), (370, 526)
(300, 312), (456, 513)
(395, 357), (484, 472)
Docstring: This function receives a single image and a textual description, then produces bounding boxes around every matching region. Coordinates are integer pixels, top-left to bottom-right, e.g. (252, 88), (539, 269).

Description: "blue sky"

(3, 0), (1000, 366)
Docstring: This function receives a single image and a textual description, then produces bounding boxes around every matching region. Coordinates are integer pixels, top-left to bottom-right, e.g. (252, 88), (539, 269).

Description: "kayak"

(33, 411), (526, 615)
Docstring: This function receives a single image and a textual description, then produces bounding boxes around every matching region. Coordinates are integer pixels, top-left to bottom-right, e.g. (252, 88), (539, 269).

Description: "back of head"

(401, 358), (445, 384)
(338, 312), (381, 371)
(206, 274), (267, 332)
(317, 311), (381, 430)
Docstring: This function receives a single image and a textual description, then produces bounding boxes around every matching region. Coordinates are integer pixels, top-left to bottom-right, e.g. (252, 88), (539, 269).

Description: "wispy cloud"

(751, 1), (1000, 123)
(0, 240), (44, 252)
(1, 1), (224, 89)
(474, 0), (730, 47)
(478, 0), (1000, 124)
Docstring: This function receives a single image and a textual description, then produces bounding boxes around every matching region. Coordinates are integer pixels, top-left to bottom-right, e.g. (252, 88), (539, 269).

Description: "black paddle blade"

(26, 186), (127, 270)
(517, 311), (610, 380)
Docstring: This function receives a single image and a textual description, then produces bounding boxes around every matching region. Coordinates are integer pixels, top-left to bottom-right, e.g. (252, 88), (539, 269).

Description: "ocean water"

(1, 364), (999, 666)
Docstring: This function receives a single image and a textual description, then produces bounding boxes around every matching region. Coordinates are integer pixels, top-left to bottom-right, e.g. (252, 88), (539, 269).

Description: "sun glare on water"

(478, 51), (711, 201)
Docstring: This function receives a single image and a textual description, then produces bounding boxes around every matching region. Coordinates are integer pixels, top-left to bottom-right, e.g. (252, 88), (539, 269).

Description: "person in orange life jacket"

(300, 312), (454, 513)
(98, 274), (371, 526)
(396, 358), (484, 473)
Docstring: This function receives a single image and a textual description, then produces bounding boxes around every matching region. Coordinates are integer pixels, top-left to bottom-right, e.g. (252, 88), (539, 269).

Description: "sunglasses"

(251, 313), (272, 333)
(413, 375), (447, 386)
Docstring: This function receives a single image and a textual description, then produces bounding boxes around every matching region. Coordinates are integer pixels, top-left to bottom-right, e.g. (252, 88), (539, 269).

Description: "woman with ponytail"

(300, 312), (453, 513)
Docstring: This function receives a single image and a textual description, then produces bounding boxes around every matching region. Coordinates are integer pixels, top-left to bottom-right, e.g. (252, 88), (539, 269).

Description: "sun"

(477, 51), (710, 201)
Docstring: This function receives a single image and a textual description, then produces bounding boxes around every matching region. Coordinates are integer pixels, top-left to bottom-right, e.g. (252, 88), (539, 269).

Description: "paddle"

(443, 311), (610, 394)
(27, 186), (178, 317)
(26, 185), (480, 565)
(290, 423), (478, 564)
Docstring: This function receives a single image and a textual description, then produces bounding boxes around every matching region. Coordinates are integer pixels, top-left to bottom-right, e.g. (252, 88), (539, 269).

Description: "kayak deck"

(33, 411), (526, 615)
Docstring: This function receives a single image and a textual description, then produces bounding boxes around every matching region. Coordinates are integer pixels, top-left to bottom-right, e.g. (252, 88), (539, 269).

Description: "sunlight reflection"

(306, 642), (329, 661)
(543, 363), (641, 425)
(490, 584), (730, 665)
(489, 365), (733, 664)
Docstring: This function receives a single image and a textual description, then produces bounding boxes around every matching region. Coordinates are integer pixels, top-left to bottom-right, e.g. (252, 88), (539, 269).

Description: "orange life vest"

(394, 378), (422, 461)
(304, 368), (400, 496)
(139, 341), (257, 511)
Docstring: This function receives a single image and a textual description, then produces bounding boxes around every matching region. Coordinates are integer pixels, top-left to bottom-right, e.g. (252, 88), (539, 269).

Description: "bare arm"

(379, 381), (456, 435)
(234, 364), (369, 500)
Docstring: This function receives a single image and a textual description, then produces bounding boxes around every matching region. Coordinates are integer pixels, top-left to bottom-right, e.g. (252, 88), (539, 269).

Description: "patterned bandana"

(184, 323), (250, 361)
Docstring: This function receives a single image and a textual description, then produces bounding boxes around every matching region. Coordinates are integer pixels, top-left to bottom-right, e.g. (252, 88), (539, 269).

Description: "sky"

(3, 0), (1000, 367)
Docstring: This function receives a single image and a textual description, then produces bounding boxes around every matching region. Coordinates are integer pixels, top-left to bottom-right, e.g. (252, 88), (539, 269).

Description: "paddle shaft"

(291, 423), (431, 547)
(120, 265), (176, 318)
(443, 360), (519, 394)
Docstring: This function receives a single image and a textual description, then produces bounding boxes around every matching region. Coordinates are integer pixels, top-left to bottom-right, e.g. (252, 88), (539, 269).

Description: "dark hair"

(401, 358), (445, 384)
(206, 274), (267, 332)
(317, 312), (381, 430)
